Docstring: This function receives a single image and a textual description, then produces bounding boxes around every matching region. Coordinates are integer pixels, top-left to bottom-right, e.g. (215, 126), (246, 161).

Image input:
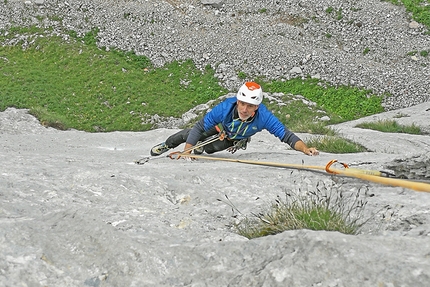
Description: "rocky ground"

(1, 0), (430, 110)
(1, 1), (430, 286)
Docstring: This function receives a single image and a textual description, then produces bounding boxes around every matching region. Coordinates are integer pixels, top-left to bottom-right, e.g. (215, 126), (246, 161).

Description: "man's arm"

(293, 140), (319, 156)
(180, 120), (205, 155)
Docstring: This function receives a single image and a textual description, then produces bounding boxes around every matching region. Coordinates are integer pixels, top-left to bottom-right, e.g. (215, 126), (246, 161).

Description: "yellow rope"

(169, 153), (430, 193)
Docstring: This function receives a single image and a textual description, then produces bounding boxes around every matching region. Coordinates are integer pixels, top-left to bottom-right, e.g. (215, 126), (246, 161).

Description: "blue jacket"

(187, 97), (301, 148)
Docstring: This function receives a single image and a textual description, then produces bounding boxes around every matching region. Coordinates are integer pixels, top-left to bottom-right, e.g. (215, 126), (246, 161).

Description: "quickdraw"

(226, 138), (251, 154)
(325, 159), (396, 177)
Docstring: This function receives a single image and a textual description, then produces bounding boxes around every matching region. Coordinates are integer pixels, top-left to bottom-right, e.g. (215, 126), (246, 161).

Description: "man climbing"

(150, 81), (319, 157)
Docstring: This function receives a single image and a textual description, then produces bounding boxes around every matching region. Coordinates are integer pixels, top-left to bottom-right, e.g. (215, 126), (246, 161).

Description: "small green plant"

(325, 33), (332, 38)
(420, 50), (429, 57)
(306, 135), (368, 153)
(407, 50), (418, 56)
(325, 6), (334, 13)
(233, 183), (372, 239)
(258, 8), (267, 13)
(363, 47), (370, 55)
(355, 119), (424, 134)
(237, 71), (248, 79)
(325, 7), (342, 20)
(336, 8), (343, 20)
(82, 27), (99, 46)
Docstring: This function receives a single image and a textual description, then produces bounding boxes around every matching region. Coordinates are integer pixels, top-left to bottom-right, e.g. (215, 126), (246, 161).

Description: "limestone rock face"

(1, 107), (430, 286)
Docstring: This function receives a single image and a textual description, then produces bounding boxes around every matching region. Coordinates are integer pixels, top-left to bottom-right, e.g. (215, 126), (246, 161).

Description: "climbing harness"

(226, 138), (251, 154)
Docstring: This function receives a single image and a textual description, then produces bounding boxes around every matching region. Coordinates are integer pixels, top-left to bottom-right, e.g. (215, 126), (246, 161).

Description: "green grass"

(363, 47), (370, 55)
(233, 183), (371, 239)
(386, 0), (430, 31)
(0, 27), (227, 132)
(260, 78), (385, 122)
(355, 119), (425, 134)
(325, 7), (334, 14)
(306, 135), (369, 153)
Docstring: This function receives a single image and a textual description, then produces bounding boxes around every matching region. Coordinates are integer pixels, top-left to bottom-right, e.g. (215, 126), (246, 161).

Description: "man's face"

(237, 100), (259, 121)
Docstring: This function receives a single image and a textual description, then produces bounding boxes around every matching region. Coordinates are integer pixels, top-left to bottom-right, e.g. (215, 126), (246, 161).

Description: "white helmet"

(236, 82), (263, 105)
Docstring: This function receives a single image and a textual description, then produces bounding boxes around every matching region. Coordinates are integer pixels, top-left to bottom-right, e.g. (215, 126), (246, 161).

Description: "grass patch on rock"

(355, 119), (426, 134)
(306, 135), (369, 153)
(234, 183), (373, 239)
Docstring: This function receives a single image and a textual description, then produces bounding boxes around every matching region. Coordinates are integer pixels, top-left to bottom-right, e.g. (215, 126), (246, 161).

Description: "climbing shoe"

(150, 142), (170, 156)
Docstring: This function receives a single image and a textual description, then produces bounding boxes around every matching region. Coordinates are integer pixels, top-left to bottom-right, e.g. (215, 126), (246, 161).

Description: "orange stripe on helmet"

(245, 82), (261, 91)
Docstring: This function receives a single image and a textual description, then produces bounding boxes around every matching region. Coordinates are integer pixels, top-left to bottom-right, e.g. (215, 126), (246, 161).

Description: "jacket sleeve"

(186, 99), (233, 145)
(186, 119), (205, 146)
(281, 127), (301, 148)
(260, 105), (301, 149)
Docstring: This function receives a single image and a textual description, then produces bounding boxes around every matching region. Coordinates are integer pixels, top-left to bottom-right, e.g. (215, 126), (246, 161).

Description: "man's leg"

(204, 139), (234, 154)
(164, 127), (231, 154)
(165, 129), (191, 148)
(193, 127), (231, 154)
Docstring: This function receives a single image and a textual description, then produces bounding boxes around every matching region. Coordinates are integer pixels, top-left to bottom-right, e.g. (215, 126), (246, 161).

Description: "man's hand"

(176, 143), (196, 160)
(176, 150), (196, 160)
(307, 147), (319, 156)
(294, 140), (319, 156)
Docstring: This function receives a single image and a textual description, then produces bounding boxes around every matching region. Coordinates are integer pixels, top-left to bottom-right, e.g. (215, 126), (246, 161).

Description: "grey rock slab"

(330, 101), (430, 156)
(1, 108), (430, 286)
